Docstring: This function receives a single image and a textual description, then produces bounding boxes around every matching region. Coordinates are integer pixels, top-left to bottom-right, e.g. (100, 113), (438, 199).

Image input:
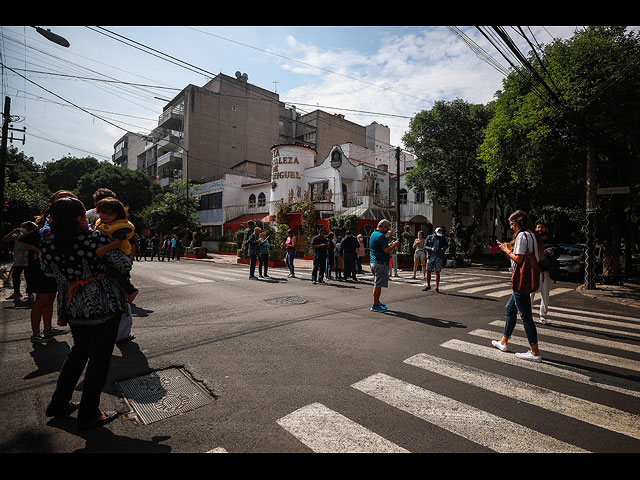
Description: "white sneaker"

(539, 317), (548, 324)
(491, 340), (509, 352)
(515, 350), (542, 363)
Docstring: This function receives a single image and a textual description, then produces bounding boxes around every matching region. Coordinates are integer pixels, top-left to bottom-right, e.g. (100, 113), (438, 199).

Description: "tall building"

(139, 71), (284, 187)
(112, 132), (146, 170)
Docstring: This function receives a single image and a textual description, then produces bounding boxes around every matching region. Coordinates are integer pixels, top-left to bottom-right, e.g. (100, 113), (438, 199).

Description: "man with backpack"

(532, 219), (560, 324)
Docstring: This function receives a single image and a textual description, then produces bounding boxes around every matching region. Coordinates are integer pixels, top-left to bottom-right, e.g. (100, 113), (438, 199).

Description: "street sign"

(597, 186), (630, 195)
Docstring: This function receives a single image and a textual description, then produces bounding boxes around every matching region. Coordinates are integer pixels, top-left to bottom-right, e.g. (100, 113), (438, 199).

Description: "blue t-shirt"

(369, 230), (389, 264)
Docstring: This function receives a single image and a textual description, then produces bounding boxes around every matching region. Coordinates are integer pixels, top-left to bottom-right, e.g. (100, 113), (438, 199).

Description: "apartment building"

(112, 132), (146, 170)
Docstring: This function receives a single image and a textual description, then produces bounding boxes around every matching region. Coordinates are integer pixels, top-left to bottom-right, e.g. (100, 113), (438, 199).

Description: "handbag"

(511, 232), (540, 294)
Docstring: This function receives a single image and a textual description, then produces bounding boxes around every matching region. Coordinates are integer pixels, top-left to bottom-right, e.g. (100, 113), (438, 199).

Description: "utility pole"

(396, 146), (401, 235)
(1, 96), (11, 234)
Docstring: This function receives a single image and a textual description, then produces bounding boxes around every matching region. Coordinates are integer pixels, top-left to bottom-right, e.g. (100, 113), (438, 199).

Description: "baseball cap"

(435, 227), (443, 236)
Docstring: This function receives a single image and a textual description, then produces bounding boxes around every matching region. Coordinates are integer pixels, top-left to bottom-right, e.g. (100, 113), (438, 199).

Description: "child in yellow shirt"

(94, 197), (138, 303)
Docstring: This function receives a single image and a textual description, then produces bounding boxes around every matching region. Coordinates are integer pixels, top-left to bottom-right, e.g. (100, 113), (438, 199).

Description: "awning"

(224, 212), (271, 225)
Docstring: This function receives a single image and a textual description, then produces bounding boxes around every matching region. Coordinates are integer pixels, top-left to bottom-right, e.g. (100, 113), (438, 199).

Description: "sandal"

(78, 410), (118, 430)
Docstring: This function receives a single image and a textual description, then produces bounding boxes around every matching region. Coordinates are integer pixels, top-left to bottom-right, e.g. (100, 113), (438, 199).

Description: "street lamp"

(32, 26), (70, 47)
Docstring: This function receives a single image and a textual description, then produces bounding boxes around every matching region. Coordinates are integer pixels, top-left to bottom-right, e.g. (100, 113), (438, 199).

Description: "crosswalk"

(275, 304), (640, 453)
(132, 263), (575, 302)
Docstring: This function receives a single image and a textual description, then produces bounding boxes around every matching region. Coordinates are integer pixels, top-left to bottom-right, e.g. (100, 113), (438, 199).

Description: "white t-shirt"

(511, 231), (539, 270)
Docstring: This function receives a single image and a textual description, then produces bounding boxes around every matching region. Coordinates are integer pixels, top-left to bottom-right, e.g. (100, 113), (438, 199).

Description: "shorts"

(370, 262), (389, 288)
(414, 250), (425, 260)
(426, 255), (443, 272)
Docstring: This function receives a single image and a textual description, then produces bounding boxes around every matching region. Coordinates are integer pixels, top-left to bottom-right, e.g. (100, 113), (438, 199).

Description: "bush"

(218, 242), (237, 253)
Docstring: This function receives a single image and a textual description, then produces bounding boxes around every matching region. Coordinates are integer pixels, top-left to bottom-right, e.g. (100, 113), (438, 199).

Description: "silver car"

(558, 244), (583, 276)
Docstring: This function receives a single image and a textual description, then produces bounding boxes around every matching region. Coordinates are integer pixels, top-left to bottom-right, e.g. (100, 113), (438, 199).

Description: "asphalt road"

(1, 258), (639, 454)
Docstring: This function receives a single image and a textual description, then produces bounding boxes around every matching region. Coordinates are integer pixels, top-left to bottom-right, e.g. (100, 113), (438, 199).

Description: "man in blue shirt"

(423, 227), (448, 293)
(369, 219), (400, 312)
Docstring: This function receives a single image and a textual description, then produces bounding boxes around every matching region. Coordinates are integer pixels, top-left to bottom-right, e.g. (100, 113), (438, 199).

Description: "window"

(258, 192), (266, 207)
(415, 189), (425, 203)
(399, 188), (408, 204)
(248, 194), (256, 208)
(198, 192), (222, 211)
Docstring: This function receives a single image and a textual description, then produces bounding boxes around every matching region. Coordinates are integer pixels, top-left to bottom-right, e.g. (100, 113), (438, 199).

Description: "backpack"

(539, 244), (561, 281)
(511, 232), (540, 294)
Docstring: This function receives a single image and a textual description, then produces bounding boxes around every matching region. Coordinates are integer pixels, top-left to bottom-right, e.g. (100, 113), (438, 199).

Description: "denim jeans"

(312, 256), (326, 282)
(285, 251), (295, 275)
(249, 253), (258, 277)
(258, 253), (269, 276)
(504, 291), (538, 346)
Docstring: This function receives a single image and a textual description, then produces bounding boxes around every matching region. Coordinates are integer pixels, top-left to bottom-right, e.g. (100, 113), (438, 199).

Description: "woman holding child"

(41, 196), (131, 430)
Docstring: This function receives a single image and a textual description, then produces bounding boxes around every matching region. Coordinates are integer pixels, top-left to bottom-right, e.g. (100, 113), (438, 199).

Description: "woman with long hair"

(41, 197), (130, 430)
(412, 230), (426, 279)
(18, 190), (76, 343)
(492, 210), (545, 362)
(283, 229), (296, 278)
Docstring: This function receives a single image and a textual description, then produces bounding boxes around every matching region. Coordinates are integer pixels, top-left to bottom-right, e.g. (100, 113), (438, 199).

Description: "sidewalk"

(576, 280), (640, 310)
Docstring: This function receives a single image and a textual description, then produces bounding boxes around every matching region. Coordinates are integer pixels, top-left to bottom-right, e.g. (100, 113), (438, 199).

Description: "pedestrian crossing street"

(274, 305), (640, 453)
(133, 262), (574, 301)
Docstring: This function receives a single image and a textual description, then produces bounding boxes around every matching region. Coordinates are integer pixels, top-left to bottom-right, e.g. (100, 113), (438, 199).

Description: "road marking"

(441, 339), (640, 398)
(469, 329), (640, 372)
(485, 289), (515, 297)
(154, 276), (188, 285)
(176, 269), (240, 281)
(458, 283), (509, 294)
(167, 272), (214, 283)
(446, 279), (504, 290)
(529, 317), (640, 340)
(488, 321), (640, 353)
(205, 447), (228, 453)
(352, 373), (587, 453)
(276, 402), (408, 453)
(539, 305), (640, 322)
(531, 309), (640, 331)
(404, 353), (640, 440)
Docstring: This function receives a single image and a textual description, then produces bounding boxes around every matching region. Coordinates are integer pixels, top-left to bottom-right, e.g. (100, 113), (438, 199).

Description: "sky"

(0, 25), (608, 166)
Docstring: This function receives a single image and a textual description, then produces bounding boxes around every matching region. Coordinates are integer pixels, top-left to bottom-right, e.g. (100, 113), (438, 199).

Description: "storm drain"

(274, 296), (307, 305)
(116, 368), (214, 425)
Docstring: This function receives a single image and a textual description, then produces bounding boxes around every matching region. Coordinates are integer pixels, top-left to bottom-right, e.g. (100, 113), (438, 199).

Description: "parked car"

(557, 244), (584, 277)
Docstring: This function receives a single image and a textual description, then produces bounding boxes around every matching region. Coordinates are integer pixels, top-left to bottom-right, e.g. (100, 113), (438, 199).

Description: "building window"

(198, 192), (222, 211)
(248, 194), (256, 208)
(399, 188), (408, 204)
(415, 189), (425, 203)
(258, 192), (266, 208)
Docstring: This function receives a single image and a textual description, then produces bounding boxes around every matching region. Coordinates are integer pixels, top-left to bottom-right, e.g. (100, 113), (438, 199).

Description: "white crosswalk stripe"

(352, 372), (588, 453)
(276, 402), (408, 453)
(275, 295), (640, 452)
(440, 338), (640, 398)
(404, 353), (640, 441)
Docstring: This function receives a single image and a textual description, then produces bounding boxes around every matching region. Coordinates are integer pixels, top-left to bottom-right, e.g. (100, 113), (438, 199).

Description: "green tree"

(403, 99), (494, 256)
(41, 156), (102, 193)
(75, 163), (161, 226)
(139, 179), (200, 234)
(479, 26), (640, 275)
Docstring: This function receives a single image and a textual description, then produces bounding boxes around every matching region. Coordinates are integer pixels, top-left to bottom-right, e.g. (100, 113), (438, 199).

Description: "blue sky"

(0, 26), (610, 165)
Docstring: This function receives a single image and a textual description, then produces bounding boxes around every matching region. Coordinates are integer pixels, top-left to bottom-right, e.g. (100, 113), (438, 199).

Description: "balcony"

(158, 103), (184, 130)
(157, 151), (183, 169)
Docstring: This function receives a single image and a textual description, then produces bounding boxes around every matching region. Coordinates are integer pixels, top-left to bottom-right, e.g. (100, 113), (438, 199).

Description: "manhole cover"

(274, 296), (307, 305)
(116, 368), (214, 425)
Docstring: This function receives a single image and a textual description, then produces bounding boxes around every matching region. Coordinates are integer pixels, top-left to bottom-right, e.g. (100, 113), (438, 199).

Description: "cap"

(435, 227), (443, 236)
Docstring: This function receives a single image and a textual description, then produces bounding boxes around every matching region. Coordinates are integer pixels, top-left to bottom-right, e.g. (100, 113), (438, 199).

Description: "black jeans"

(312, 256), (326, 282)
(249, 253), (258, 277)
(258, 253), (269, 276)
(47, 312), (121, 427)
(343, 252), (358, 280)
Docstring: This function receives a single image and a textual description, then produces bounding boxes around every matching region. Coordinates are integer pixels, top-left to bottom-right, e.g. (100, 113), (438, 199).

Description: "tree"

(403, 99), (494, 257)
(75, 163), (161, 226)
(41, 156), (102, 193)
(479, 26), (640, 276)
(138, 179), (200, 234)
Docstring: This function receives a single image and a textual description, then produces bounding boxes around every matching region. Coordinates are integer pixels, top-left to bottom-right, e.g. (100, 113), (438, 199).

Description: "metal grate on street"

(274, 296), (307, 305)
(116, 368), (215, 425)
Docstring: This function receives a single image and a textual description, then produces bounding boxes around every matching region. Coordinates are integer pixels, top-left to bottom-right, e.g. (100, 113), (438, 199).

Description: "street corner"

(576, 281), (640, 309)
